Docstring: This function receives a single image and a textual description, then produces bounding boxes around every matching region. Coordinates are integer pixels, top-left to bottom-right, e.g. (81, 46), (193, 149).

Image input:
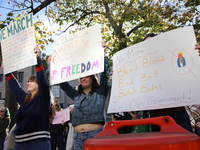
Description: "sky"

(0, 0), (69, 56)
(0, 1), (200, 56)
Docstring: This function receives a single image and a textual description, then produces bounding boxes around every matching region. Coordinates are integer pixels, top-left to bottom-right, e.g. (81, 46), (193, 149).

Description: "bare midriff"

(74, 123), (103, 133)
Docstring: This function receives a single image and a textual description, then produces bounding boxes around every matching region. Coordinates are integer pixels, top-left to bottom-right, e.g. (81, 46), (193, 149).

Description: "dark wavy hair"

(143, 33), (157, 41)
(77, 74), (100, 94)
(49, 91), (55, 123)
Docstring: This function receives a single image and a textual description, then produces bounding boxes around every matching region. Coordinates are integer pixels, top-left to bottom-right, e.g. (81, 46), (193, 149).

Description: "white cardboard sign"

(52, 108), (70, 124)
(0, 13), (36, 74)
(50, 25), (104, 85)
(107, 26), (200, 113)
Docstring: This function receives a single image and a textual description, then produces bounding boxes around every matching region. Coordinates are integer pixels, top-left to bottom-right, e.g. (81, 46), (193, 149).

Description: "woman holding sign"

(3, 45), (51, 150)
(50, 100), (66, 150)
(48, 40), (109, 150)
(143, 34), (200, 133)
(109, 36), (200, 133)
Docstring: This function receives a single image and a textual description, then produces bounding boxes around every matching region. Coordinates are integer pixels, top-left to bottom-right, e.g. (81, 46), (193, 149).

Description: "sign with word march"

(0, 13), (36, 74)
(50, 25), (104, 85)
(107, 26), (200, 113)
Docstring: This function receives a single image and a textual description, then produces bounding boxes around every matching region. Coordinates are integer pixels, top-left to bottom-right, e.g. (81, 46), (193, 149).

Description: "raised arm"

(34, 45), (50, 104)
(6, 73), (27, 105)
(59, 82), (78, 100)
(35, 58), (50, 101)
(98, 56), (110, 97)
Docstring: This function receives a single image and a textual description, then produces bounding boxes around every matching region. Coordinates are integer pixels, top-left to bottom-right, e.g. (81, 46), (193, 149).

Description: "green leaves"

(2, 0), (199, 63)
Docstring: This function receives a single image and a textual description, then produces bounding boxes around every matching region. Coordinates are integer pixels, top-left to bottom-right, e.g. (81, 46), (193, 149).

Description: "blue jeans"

(14, 138), (50, 150)
(73, 127), (103, 150)
(0, 138), (5, 150)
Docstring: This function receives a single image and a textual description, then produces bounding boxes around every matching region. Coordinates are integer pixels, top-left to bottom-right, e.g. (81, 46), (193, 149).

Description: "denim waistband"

(75, 127), (103, 135)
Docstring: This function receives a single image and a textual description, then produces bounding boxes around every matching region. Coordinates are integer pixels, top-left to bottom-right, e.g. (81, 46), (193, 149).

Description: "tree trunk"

(5, 73), (18, 129)
(32, 0), (56, 15)
(0, 43), (18, 129)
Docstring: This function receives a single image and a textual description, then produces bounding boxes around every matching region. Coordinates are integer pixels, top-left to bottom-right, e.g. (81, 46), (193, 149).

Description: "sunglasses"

(54, 105), (59, 107)
(80, 76), (91, 80)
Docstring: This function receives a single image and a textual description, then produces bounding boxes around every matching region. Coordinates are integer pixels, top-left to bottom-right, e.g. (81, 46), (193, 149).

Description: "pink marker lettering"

(52, 70), (57, 80)
(66, 66), (72, 77)
(61, 67), (67, 78)
(91, 60), (99, 70)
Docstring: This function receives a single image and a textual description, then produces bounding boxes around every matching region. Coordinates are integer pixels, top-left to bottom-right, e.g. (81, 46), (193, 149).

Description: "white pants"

(66, 123), (74, 150)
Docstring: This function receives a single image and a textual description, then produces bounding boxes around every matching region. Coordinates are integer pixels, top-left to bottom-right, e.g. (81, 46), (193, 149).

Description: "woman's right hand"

(109, 70), (113, 82)
(48, 54), (52, 63)
(196, 122), (200, 128)
(33, 45), (41, 58)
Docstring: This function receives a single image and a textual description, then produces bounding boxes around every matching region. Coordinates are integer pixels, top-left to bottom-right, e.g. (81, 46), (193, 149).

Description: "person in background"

(111, 111), (136, 133)
(109, 34), (200, 133)
(50, 100), (66, 150)
(49, 94), (56, 128)
(186, 105), (200, 135)
(3, 45), (51, 150)
(0, 107), (10, 150)
(3, 105), (20, 150)
(48, 40), (110, 150)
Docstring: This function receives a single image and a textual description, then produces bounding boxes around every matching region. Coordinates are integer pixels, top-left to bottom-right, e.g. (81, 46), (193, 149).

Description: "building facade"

(0, 65), (36, 100)
(0, 58), (77, 109)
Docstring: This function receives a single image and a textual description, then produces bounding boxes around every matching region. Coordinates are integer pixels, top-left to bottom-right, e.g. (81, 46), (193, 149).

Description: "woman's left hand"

(109, 70), (113, 82)
(34, 45), (41, 58)
(196, 122), (200, 128)
(61, 120), (65, 126)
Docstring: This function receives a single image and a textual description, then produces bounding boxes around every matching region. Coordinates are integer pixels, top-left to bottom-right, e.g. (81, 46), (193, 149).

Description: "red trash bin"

(83, 116), (200, 150)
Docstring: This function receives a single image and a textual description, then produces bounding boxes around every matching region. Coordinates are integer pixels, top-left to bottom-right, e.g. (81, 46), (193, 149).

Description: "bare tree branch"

(58, 9), (101, 34)
(32, 0), (56, 15)
(127, 22), (146, 36)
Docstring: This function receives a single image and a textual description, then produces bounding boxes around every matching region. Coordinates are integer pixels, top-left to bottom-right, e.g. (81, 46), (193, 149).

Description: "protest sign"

(107, 26), (200, 113)
(50, 25), (104, 85)
(52, 107), (70, 124)
(0, 13), (36, 74)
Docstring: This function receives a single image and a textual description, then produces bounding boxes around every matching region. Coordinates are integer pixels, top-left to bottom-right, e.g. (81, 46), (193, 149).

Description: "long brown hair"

(49, 91), (56, 123)
(24, 75), (39, 103)
(77, 74), (100, 94)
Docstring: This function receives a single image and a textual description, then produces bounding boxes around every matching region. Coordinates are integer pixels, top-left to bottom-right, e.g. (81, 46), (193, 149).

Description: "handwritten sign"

(107, 26), (200, 113)
(0, 13), (36, 74)
(50, 25), (104, 85)
(52, 108), (70, 124)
